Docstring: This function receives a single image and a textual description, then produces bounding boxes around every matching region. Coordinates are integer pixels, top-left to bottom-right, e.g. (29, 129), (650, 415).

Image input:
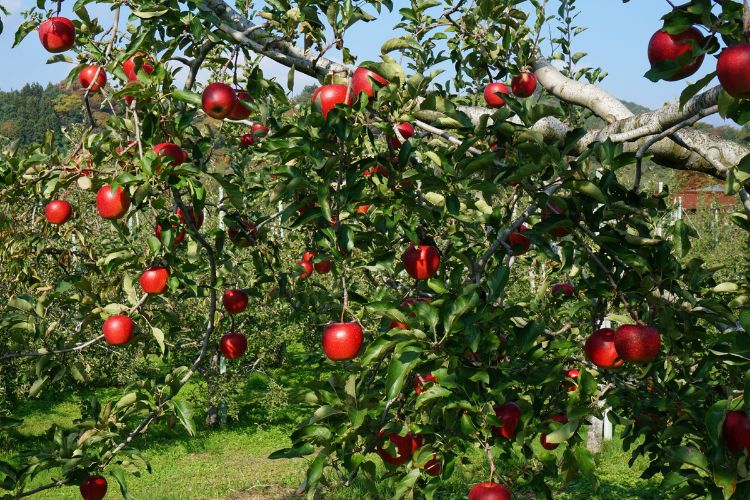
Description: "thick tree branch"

(201, 1), (747, 182)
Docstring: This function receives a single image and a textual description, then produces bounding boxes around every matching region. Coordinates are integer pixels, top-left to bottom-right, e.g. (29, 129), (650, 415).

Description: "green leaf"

(28, 376), (49, 397)
(679, 72), (717, 108)
(172, 400), (195, 436)
(310, 405), (344, 423)
(713, 283), (739, 293)
(133, 9), (169, 19)
(487, 266), (509, 302)
(415, 385), (452, 409)
(172, 89), (202, 107)
(569, 180), (606, 203)
(668, 446), (709, 471)
(268, 443), (315, 459)
(545, 419), (579, 444)
(110, 467), (131, 499)
(305, 453), (326, 497)
(115, 392), (137, 410)
(151, 327), (166, 354)
(393, 468), (420, 498)
(705, 400), (727, 446)
(385, 345), (422, 400)
(381, 37), (417, 54)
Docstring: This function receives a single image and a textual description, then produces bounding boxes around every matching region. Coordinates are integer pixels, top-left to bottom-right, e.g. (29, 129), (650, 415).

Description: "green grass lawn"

(1, 349), (663, 499)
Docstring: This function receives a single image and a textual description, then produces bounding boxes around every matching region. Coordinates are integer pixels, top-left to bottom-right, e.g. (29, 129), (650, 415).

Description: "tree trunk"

(204, 349), (220, 428)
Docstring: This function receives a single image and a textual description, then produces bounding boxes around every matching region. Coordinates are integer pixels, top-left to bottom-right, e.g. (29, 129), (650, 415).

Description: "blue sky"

(0, 1), (726, 123)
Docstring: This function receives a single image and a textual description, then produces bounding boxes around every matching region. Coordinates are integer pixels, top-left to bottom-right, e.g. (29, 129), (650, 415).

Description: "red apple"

(38, 17), (75, 53)
(511, 71), (537, 97)
(614, 324), (661, 363)
(222, 289), (249, 315)
(322, 322), (363, 360)
(723, 410), (750, 454)
(564, 368), (580, 392)
(314, 259), (333, 274)
(551, 283), (574, 297)
(251, 123), (270, 137)
(492, 402), (521, 439)
(102, 316), (134, 346)
(356, 204), (371, 214)
(508, 225), (531, 255)
(227, 219), (257, 247)
(388, 122), (415, 150)
(177, 206), (204, 230)
(202, 82), (238, 119)
(363, 165), (390, 177)
(45, 200), (72, 224)
(717, 44), (750, 99)
(422, 455), (442, 476)
(648, 27), (705, 81)
(483, 82), (510, 108)
(297, 259), (313, 279)
(414, 373), (438, 395)
(584, 328), (623, 369)
(540, 413), (568, 450)
(351, 67), (388, 100)
(541, 201), (573, 237)
(79, 66), (107, 92)
(220, 332), (247, 359)
(140, 265), (169, 294)
(122, 53), (154, 81)
(152, 142), (187, 167)
(377, 429), (422, 465)
(312, 84), (352, 118)
(468, 481), (512, 500)
(228, 89), (252, 120)
(240, 133), (255, 148)
(79, 475), (107, 500)
(402, 243), (441, 280)
(96, 185), (131, 219)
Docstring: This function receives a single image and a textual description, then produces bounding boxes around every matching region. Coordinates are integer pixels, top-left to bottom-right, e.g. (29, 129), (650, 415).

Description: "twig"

(473, 182), (562, 284)
(0, 335), (104, 363)
(17, 478), (69, 498)
(413, 119), (483, 155)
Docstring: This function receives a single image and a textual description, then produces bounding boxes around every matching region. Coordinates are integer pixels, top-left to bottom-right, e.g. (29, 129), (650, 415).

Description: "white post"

(218, 186), (225, 229)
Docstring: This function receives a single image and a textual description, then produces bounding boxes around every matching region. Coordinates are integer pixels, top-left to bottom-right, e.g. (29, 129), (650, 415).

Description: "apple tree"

(3, 0), (750, 498)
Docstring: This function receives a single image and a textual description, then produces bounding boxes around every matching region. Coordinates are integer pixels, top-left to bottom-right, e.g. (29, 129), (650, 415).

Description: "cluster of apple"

(648, 25), (750, 99)
(219, 289), (250, 359)
(584, 324), (661, 370)
(483, 71), (538, 108)
(200, 82), (271, 145)
(296, 250), (332, 279)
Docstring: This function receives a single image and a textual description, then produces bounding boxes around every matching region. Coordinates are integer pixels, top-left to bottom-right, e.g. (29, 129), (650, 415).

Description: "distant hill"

(0, 81), (108, 149)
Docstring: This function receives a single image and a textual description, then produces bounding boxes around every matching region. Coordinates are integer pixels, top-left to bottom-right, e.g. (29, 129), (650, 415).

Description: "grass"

(1, 349), (663, 499)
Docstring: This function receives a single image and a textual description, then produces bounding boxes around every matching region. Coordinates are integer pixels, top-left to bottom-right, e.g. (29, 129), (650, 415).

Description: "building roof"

(671, 186), (737, 210)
